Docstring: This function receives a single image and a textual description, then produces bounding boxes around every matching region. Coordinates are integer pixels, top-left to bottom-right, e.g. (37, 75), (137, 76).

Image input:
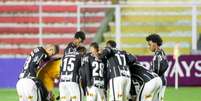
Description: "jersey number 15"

(62, 57), (76, 72)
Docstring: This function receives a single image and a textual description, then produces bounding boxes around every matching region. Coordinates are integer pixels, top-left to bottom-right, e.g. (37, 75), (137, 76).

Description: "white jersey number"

(115, 53), (130, 76)
(92, 62), (104, 77)
(24, 56), (32, 70)
(115, 54), (126, 66)
(63, 57), (76, 72)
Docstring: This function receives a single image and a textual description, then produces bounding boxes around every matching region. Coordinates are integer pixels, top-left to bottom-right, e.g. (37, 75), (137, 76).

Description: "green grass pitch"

(0, 87), (201, 101)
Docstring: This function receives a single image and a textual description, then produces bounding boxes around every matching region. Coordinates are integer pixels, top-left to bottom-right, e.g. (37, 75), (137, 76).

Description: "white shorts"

(109, 76), (131, 101)
(59, 82), (83, 101)
(87, 86), (106, 101)
(159, 86), (166, 101)
(16, 78), (41, 101)
(137, 77), (162, 101)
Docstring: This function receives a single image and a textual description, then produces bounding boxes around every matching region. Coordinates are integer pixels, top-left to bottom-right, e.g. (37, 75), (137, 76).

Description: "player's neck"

(155, 47), (161, 52)
(72, 40), (79, 47)
(92, 52), (99, 58)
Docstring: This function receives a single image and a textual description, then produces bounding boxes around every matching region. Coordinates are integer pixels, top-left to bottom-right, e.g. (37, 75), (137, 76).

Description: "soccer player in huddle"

(64, 31), (86, 54)
(16, 44), (59, 101)
(19, 45), (59, 79)
(59, 31), (86, 101)
(83, 42), (107, 101)
(129, 59), (162, 101)
(100, 40), (133, 101)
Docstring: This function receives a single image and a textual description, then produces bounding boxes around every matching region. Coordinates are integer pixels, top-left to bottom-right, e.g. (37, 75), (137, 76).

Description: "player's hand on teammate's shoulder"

(49, 55), (62, 61)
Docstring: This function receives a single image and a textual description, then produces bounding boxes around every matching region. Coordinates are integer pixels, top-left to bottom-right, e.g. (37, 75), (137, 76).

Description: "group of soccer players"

(16, 31), (168, 101)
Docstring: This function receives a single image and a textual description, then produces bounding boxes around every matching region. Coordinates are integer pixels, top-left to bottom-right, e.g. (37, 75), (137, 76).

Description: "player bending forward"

(100, 40), (133, 101)
(16, 44), (59, 101)
(129, 62), (162, 101)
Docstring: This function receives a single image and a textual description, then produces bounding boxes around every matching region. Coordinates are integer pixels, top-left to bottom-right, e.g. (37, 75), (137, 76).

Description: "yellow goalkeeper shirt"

(37, 59), (61, 92)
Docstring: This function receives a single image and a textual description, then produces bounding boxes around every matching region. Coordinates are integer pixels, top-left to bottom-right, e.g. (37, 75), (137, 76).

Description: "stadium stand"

(0, 0), (111, 56)
(104, 0), (201, 55)
(0, 0), (200, 56)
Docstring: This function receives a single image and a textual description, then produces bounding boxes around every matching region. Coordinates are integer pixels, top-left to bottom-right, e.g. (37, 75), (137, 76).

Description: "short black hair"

(146, 33), (163, 46)
(90, 42), (99, 51)
(106, 40), (116, 48)
(77, 46), (86, 54)
(74, 31), (86, 42)
(54, 45), (60, 54)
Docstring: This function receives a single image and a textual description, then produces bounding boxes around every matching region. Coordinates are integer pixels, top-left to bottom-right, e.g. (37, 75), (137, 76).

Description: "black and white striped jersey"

(60, 51), (82, 83)
(150, 49), (168, 85)
(83, 53), (107, 88)
(130, 63), (158, 85)
(129, 63), (159, 96)
(100, 47), (134, 79)
(19, 47), (49, 79)
(64, 42), (78, 55)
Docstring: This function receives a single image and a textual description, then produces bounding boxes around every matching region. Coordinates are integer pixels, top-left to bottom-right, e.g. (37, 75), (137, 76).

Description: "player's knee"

(161, 97), (164, 101)
(71, 96), (77, 100)
(27, 95), (33, 101)
(145, 95), (151, 98)
(145, 94), (153, 101)
(60, 96), (67, 100)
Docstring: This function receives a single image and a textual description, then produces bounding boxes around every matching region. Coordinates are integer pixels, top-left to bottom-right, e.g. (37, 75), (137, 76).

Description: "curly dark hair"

(146, 33), (163, 46)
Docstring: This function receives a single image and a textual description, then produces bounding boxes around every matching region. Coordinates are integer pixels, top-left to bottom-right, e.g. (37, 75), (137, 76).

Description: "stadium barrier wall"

(138, 55), (201, 86)
(0, 55), (201, 88)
